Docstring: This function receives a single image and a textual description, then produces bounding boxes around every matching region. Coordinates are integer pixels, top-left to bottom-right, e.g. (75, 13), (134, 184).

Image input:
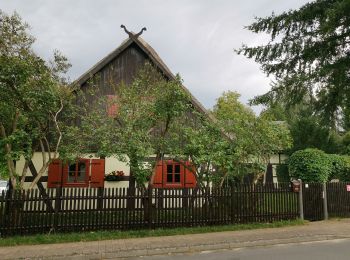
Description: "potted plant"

(105, 170), (125, 181)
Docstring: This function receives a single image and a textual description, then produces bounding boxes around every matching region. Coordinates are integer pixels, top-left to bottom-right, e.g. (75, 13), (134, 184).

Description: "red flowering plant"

(105, 170), (125, 181)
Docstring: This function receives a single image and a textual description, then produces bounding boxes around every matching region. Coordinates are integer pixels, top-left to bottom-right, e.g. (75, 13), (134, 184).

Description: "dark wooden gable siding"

(81, 43), (153, 98)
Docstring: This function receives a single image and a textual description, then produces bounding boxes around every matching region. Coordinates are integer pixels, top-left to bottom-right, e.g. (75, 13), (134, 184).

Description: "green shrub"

(288, 148), (350, 182)
(328, 154), (345, 180)
(289, 148), (331, 182)
(0, 159), (9, 180)
(330, 155), (350, 181)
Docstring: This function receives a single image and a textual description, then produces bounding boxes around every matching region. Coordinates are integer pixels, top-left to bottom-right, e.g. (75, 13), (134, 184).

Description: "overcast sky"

(1, 0), (310, 111)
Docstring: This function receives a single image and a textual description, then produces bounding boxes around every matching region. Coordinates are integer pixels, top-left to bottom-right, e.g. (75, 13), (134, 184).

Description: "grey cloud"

(1, 0), (310, 111)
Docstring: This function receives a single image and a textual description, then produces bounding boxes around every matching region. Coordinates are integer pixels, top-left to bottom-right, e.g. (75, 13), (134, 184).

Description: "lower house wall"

(15, 152), (131, 189)
(269, 153), (288, 184)
(15, 153), (289, 190)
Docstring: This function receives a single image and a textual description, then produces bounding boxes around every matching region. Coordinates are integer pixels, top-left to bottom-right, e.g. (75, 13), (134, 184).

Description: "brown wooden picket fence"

(301, 182), (350, 221)
(327, 182), (350, 218)
(0, 183), (300, 237)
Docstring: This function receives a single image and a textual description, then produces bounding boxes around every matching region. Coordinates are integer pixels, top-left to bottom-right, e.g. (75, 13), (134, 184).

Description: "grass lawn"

(0, 219), (306, 247)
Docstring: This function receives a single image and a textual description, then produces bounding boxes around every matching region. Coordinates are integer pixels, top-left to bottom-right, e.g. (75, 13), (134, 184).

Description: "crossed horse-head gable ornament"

(120, 24), (146, 39)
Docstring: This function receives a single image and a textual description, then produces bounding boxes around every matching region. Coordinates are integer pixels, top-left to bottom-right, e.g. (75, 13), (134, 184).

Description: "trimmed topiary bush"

(289, 148), (331, 182)
(288, 148), (350, 182)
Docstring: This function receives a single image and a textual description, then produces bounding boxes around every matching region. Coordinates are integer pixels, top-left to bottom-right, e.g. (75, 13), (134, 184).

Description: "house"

(16, 28), (205, 190)
(15, 28), (287, 191)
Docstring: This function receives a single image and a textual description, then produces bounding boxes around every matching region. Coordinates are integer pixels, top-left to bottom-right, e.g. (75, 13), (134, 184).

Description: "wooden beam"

(24, 176), (48, 182)
(28, 161), (54, 212)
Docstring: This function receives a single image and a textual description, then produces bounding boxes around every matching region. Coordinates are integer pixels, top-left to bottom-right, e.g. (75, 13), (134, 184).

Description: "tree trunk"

(148, 153), (161, 187)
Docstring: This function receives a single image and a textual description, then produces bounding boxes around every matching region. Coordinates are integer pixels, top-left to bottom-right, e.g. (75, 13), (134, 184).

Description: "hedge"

(289, 148), (331, 182)
(330, 154), (350, 181)
(289, 148), (350, 182)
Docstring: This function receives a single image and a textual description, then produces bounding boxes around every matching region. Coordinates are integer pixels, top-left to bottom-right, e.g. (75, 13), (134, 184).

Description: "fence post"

(97, 187), (104, 210)
(54, 187), (62, 231)
(147, 187), (153, 228)
(298, 179), (304, 221)
(323, 182), (329, 220)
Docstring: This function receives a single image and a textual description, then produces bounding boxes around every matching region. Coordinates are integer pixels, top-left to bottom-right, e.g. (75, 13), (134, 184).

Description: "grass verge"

(0, 219), (307, 247)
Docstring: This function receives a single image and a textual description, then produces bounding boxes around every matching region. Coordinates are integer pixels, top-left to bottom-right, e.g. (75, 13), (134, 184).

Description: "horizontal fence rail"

(0, 183), (300, 236)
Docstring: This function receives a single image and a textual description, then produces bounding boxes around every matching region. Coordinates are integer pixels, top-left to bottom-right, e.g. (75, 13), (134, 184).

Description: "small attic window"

(106, 95), (118, 117)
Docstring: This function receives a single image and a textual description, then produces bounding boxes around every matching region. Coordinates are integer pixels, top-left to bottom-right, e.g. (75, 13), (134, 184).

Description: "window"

(166, 163), (181, 184)
(67, 161), (87, 183)
(62, 159), (90, 187)
(62, 159), (89, 187)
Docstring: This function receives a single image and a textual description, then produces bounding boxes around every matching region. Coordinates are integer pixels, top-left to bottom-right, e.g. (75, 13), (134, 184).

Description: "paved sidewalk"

(1, 219), (350, 259)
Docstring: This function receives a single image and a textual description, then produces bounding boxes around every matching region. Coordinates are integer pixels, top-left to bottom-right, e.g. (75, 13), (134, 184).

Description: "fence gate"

(303, 183), (324, 221)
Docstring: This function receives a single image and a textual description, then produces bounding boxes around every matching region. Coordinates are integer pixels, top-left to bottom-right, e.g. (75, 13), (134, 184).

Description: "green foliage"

(0, 158), (8, 180)
(169, 90), (291, 187)
(168, 113), (234, 187)
(342, 131), (350, 154)
(289, 148), (350, 182)
(276, 164), (290, 183)
(328, 154), (350, 181)
(238, 0), (350, 128)
(289, 148), (332, 182)
(77, 63), (192, 187)
(0, 10), (74, 188)
(260, 98), (347, 155)
(212, 91), (292, 184)
(288, 116), (344, 154)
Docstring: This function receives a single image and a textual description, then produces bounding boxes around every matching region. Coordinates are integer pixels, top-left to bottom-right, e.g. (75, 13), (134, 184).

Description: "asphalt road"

(134, 239), (350, 260)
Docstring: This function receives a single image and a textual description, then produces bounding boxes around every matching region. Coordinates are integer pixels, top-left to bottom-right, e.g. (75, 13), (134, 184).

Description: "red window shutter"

(184, 161), (197, 188)
(47, 159), (62, 188)
(162, 160), (171, 187)
(106, 95), (118, 117)
(90, 159), (105, 188)
(153, 161), (164, 188)
(62, 163), (69, 187)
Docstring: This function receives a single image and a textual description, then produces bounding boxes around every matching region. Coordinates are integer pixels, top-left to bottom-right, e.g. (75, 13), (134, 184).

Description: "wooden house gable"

(73, 34), (210, 118)
(79, 42), (148, 96)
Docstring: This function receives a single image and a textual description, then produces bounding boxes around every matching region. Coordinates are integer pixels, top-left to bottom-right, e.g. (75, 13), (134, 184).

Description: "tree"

(260, 99), (346, 154)
(212, 91), (292, 184)
(237, 0), (350, 128)
(167, 112), (235, 188)
(0, 11), (73, 189)
(75, 64), (239, 189)
(76, 63), (192, 188)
